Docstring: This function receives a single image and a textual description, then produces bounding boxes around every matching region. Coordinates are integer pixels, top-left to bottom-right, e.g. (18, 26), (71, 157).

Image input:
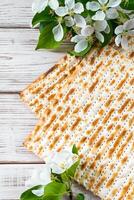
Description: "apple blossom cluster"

(32, 0), (134, 56)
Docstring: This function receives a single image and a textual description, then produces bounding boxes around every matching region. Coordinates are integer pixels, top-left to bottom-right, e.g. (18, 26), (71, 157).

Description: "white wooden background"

(0, 1), (100, 199)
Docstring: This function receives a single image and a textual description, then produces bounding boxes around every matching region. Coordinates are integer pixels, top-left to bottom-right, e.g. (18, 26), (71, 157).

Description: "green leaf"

(20, 185), (43, 200)
(120, 0), (134, 10)
(36, 22), (65, 50)
(69, 43), (92, 57)
(72, 144), (78, 155)
(101, 21), (113, 47)
(44, 181), (67, 196)
(76, 193), (85, 200)
(66, 160), (80, 178)
(32, 8), (56, 27)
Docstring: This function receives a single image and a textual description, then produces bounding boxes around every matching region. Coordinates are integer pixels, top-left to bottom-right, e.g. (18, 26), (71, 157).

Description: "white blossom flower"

(25, 164), (51, 197)
(71, 20), (108, 52)
(115, 19), (134, 49)
(32, 0), (59, 13)
(45, 150), (79, 174)
(86, 0), (121, 20)
(52, 0), (86, 42)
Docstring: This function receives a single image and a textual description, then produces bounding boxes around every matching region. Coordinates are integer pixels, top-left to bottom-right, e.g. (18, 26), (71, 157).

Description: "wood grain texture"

(0, 0), (33, 28)
(0, 28), (72, 92)
(0, 164), (99, 200)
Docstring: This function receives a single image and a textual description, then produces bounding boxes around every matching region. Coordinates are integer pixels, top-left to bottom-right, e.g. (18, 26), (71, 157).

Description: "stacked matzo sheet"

(20, 37), (134, 200)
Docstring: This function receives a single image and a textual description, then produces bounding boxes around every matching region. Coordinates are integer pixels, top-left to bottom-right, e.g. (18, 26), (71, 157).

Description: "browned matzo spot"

(118, 180), (132, 200)
(117, 92), (125, 101)
(117, 133), (132, 158)
(73, 107), (80, 114)
(90, 153), (101, 169)
(49, 135), (61, 149)
(92, 118), (99, 126)
(129, 101), (134, 110)
(35, 104), (43, 113)
(129, 116), (134, 127)
(89, 78), (98, 93)
(112, 51), (118, 57)
(129, 52), (134, 58)
(105, 95), (114, 107)
(61, 123), (68, 132)
(116, 73), (129, 90)
(64, 134), (70, 141)
(29, 99), (38, 106)
(108, 129), (127, 158)
(118, 99), (130, 113)
(112, 189), (118, 196)
(45, 108), (51, 116)
(89, 126), (102, 145)
(120, 65), (125, 72)
(70, 117), (81, 131)
(60, 107), (70, 120)
(39, 93), (45, 98)
(69, 66), (76, 74)
(121, 156), (128, 164)
(122, 114), (128, 121)
(88, 177), (95, 189)
(64, 88), (75, 102)
(103, 108), (114, 124)
(91, 61), (103, 77)
(44, 114), (56, 131)
(57, 106), (62, 111)
(81, 71), (87, 76)
(130, 77), (134, 85)
(83, 103), (91, 113)
(31, 86), (42, 94)
(110, 79), (115, 85)
(52, 123), (59, 131)
(98, 109), (104, 115)
(34, 136), (41, 143)
(95, 177), (106, 191)
(107, 124), (114, 131)
(106, 172), (118, 188)
(48, 94), (55, 101)
(90, 56), (95, 65)
(94, 136), (105, 149)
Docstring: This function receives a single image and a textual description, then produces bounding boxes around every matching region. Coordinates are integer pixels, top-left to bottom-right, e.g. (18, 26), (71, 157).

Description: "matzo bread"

(20, 37), (134, 200)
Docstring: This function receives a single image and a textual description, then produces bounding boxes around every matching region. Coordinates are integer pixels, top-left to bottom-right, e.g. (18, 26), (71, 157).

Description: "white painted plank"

(0, 164), (99, 200)
(0, 0), (33, 27)
(0, 28), (72, 92)
(0, 93), (41, 163)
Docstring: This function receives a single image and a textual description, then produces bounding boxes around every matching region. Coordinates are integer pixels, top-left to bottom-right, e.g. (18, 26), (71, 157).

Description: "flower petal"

(95, 31), (104, 43)
(49, 0), (59, 10)
(71, 35), (85, 43)
(52, 24), (64, 41)
(74, 39), (88, 52)
(65, 0), (75, 10)
(123, 19), (134, 30)
(128, 30), (134, 35)
(74, 2), (84, 14)
(115, 35), (121, 46)
(107, 0), (121, 8)
(81, 25), (94, 36)
(86, 1), (100, 11)
(32, 187), (44, 197)
(115, 25), (123, 35)
(55, 6), (68, 16)
(106, 8), (119, 19)
(92, 11), (105, 21)
(104, 24), (110, 33)
(98, 0), (108, 5)
(65, 16), (74, 27)
(74, 14), (86, 27)
(121, 36), (128, 49)
(32, 0), (48, 13)
(94, 20), (107, 32)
